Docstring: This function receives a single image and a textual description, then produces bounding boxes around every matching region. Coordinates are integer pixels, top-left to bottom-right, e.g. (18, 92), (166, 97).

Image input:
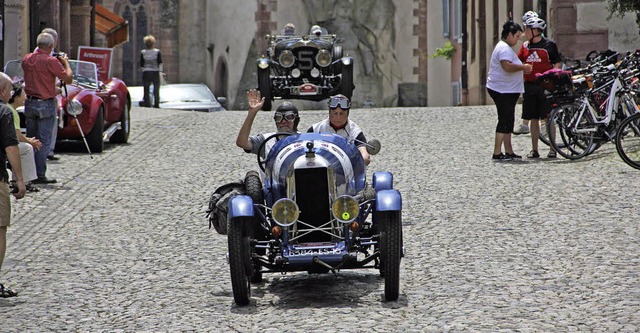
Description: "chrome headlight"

(257, 58), (270, 69)
(341, 56), (352, 66)
(332, 195), (359, 224)
(291, 68), (301, 78)
(67, 99), (83, 116)
(315, 49), (332, 67)
(279, 50), (295, 68)
(272, 198), (299, 227)
(310, 68), (320, 78)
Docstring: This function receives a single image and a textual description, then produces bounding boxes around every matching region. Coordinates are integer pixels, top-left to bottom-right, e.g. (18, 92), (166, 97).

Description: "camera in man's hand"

(53, 52), (67, 61)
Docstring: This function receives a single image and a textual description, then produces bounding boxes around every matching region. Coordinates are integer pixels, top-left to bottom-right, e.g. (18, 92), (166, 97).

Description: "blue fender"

(228, 195), (254, 219)
(373, 171), (393, 191)
(376, 189), (402, 211)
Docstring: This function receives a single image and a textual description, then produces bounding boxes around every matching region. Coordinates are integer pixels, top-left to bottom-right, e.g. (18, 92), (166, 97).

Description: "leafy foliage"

(607, 0), (640, 30)
(431, 41), (456, 60)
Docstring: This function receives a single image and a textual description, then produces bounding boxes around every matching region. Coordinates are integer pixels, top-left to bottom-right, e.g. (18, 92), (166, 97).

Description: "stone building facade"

(464, 0), (640, 106)
(4, 0), (640, 108)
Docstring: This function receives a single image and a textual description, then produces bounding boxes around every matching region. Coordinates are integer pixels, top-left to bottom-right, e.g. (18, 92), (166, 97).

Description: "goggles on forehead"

(328, 96), (351, 109)
(274, 112), (296, 122)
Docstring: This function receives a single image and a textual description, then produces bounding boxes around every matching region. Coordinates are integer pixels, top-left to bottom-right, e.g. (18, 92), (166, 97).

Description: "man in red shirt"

(517, 17), (562, 159)
(21, 32), (72, 184)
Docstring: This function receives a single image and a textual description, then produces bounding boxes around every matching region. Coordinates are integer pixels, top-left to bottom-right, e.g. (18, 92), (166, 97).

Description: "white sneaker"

(514, 124), (530, 134)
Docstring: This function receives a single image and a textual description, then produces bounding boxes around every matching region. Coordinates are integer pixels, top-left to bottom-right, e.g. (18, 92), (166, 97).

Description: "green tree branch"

(607, 0), (640, 32)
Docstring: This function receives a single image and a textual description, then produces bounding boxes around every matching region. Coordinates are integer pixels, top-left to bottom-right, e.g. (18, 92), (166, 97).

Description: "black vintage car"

(257, 30), (354, 111)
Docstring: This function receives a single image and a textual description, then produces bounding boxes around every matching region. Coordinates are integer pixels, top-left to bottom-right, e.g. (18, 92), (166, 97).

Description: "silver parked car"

(128, 83), (227, 112)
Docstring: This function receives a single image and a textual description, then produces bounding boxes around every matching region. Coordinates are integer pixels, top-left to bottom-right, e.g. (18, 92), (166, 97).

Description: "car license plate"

(288, 247), (342, 256)
(298, 83), (319, 95)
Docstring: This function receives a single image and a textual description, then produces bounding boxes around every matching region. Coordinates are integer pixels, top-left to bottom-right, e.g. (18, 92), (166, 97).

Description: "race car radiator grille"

(294, 167), (331, 243)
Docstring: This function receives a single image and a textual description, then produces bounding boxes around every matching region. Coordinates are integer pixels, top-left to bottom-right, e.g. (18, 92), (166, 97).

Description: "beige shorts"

(0, 182), (11, 227)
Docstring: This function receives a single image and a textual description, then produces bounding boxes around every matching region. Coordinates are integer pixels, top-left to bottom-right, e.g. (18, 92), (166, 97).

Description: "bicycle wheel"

(538, 119), (551, 147)
(547, 103), (595, 160)
(615, 112), (640, 170)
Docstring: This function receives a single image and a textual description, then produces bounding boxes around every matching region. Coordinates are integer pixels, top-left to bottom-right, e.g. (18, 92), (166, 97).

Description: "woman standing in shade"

(486, 21), (532, 161)
(140, 35), (163, 108)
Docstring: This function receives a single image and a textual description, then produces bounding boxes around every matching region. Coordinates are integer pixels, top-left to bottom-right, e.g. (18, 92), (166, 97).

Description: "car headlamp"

(67, 99), (83, 116)
(332, 195), (359, 224)
(341, 56), (352, 66)
(257, 58), (270, 69)
(315, 49), (332, 67)
(272, 198), (299, 227)
(279, 50), (295, 68)
(291, 68), (301, 78)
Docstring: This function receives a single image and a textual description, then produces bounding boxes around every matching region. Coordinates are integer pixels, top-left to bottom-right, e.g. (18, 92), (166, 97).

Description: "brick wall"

(413, 0), (428, 83)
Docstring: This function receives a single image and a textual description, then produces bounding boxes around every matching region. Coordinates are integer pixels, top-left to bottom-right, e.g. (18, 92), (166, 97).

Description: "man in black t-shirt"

(0, 72), (25, 298)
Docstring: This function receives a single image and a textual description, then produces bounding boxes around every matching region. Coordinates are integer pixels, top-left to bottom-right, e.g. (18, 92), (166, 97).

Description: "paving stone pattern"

(1, 105), (639, 332)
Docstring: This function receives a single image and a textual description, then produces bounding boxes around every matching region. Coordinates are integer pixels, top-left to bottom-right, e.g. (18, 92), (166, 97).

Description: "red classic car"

(4, 59), (130, 153)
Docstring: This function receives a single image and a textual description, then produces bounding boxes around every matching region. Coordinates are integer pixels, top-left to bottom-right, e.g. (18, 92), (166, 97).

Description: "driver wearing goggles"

(307, 94), (370, 165)
(236, 89), (300, 158)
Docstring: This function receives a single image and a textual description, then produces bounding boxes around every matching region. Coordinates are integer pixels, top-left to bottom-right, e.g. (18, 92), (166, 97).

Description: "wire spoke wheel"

(538, 118), (551, 147)
(615, 112), (640, 170)
(547, 103), (595, 160)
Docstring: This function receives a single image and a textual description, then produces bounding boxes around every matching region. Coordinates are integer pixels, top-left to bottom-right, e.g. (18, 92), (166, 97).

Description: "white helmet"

(525, 17), (546, 30)
(522, 11), (538, 22)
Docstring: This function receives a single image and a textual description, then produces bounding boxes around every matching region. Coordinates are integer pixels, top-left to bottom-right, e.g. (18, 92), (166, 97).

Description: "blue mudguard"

(375, 189), (402, 211)
(228, 195), (254, 219)
(373, 171), (393, 191)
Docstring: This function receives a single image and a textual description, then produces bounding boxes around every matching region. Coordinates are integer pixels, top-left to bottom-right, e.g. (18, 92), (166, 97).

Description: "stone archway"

(214, 56), (229, 99)
(122, 0), (148, 86)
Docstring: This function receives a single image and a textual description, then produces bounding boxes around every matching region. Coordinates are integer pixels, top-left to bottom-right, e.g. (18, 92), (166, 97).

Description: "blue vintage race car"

(225, 132), (402, 305)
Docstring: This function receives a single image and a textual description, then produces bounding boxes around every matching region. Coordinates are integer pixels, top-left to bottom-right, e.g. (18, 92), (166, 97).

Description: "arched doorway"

(215, 57), (228, 99)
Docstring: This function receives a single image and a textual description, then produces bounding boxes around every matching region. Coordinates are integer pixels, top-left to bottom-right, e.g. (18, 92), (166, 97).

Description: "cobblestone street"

(2, 104), (639, 332)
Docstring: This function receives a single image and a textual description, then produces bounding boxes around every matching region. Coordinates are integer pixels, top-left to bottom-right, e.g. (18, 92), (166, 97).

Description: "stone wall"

(207, 0), (424, 109)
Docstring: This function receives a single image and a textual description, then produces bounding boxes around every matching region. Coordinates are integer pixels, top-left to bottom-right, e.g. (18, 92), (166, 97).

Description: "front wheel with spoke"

(615, 112), (640, 170)
(547, 104), (595, 160)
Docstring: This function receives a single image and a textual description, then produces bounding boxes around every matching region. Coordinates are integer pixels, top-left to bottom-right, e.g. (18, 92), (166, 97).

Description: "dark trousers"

(487, 88), (520, 134)
(25, 98), (57, 178)
(143, 71), (161, 108)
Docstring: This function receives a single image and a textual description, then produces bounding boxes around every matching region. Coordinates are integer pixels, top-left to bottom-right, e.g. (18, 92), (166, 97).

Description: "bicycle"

(546, 62), (640, 160)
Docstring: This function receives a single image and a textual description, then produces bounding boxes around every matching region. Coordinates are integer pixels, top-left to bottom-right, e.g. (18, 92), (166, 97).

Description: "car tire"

(244, 171), (263, 206)
(228, 216), (253, 306)
(110, 97), (130, 144)
(244, 170), (267, 254)
(378, 210), (402, 301)
(258, 67), (272, 111)
(86, 106), (104, 153)
(340, 63), (354, 100)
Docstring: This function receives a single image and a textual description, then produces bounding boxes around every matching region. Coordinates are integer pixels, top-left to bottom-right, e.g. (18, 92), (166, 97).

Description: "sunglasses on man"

(328, 96), (351, 109)
(274, 112), (296, 122)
